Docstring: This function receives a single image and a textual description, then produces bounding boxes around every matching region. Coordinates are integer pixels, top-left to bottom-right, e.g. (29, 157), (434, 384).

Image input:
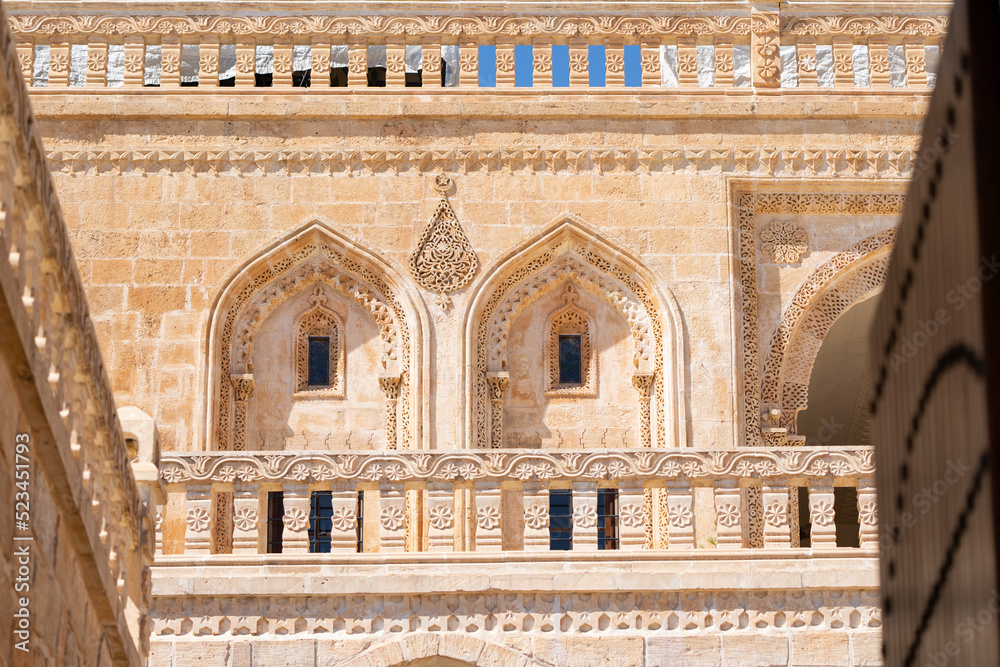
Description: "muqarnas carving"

(294, 285), (345, 398)
(409, 174), (479, 310)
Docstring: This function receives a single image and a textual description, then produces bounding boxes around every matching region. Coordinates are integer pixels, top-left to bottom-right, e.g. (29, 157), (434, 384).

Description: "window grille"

(549, 490), (573, 550)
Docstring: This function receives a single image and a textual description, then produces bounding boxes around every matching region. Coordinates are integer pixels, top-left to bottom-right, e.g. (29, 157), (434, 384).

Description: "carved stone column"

(568, 37), (589, 87)
(832, 36), (854, 88)
(379, 375), (401, 450)
(272, 37), (294, 87)
(15, 37), (32, 86)
(533, 37), (553, 87)
(495, 37), (515, 87)
(857, 477), (879, 549)
(348, 37), (368, 87)
(183, 485), (213, 555)
(522, 481), (549, 551)
(198, 36), (220, 87)
(48, 38), (70, 87)
(869, 37), (891, 88)
(86, 37), (108, 87)
(230, 374), (255, 452)
(715, 36), (735, 87)
(618, 481), (646, 550)
(123, 36), (145, 87)
(428, 482), (456, 551)
(762, 479), (791, 547)
(665, 480), (695, 548)
(422, 39), (442, 87)
(385, 37), (406, 87)
(796, 37), (818, 88)
(311, 37), (331, 86)
(379, 483), (406, 552)
(751, 10), (781, 89)
(485, 372), (510, 449)
(714, 478), (743, 549)
(281, 484), (311, 554)
(572, 482), (599, 550)
(472, 481), (502, 551)
(459, 38), (479, 86)
(632, 373), (655, 448)
(640, 37), (661, 88)
(160, 36), (182, 87)
(605, 37), (626, 87)
(231, 488), (260, 554)
(330, 485), (359, 552)
(808, 479), (837, 549)
(677, 37), (698, 87)
(234, 37), (256, 87)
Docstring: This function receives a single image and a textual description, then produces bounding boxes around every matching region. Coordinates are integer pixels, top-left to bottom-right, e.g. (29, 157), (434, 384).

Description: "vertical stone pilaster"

(857, 477), (879, 549)
(715, 36), (735, 87)
(311, 37), (331, 86)
(832, 37), (854, 88)
(568, 37), (589, 87)
(809, 479), (838, 549)
(348, 37), (368, 87)
(183, 485), (213, 555)
(495, 37), (515, 87)
(533, 37), (553, 87)
(618, 481), (646, 550)
(160, 36), (182, 87)
(714, 479), (743, 548)
(751, 10), (781, 89)
(86, 37), (108, 87)
(572, 482), (599, 550)
(385, 37), (406, 87)
(666, 480), (695, 548)
(796, 37), (818, 87)
(523, 482), (549, 551)
(677, 37), (698, 87)
(605, 37), (626, 87)
(234, 38), (256, 87)
(640, 37), (661, 87)
(15, 37), (33, 86)
(427, 482), (456, 551)
(330, 485), (359, 552)
(869, 37), (891, 88)
(762, 479), (791, 547)
(472, 481), (502, 551)
(379, 483), (407, 552)
(48, 38), (70, 87)
(379, 375), (400, 450)
(280, 484), (311, 554)
(422, 39), (442, 87)
(272, 37), (294, 87)
(905, 37), (927, 87)
(198, 36), (219, 87)
(231, 488), (260, 554)
(459, 39), (479, 87)
(230, 375), (254, 452)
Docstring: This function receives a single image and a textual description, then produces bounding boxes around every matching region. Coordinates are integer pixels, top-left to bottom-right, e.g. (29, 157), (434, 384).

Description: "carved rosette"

(409, 175), (479, 311)
(760, 220), (808, 264)
(751, 11), (781, 88)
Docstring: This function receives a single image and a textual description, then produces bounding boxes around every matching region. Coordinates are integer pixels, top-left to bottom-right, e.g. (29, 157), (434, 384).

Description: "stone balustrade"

(7, 5), (946, 91)
(158, 447), (878, 556)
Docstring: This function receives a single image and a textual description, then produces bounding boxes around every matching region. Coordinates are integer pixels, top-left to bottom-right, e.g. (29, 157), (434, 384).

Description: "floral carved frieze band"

(45, 146), (919, 178)
(160, 447), (875, 484)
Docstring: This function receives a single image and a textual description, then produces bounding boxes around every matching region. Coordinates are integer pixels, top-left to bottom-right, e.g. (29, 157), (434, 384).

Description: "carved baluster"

(715, 36), (735, 88)
(428, 482), (456, 551)
(569, 37), (589, 87)
(199, 36), (219, 86)
(84, 37), (108, 88)
(533, 37), (553, 87)
(280, 484), (311, 553)
(379, 483), (406, 552)
(796, 36), (818, 88)
(640, 37), (661, 87)
(605, 37), (626, 87)
(677, 37), (698, 87)
(385, 37), (406, 87)
(832, 37), (854, 88)
(762, 479), (791, 547)
(123, 36), (145, 87)
(808, 479), (837, 549)
(473, 481), (502, 552)
(714, 478), (743, 549)
(183, 484), (213, 555)
(459, 38), (479, 87)
(422, 38), (442, 87)
(495, 37), (515, 88)
(311, 37), (331, 87)
(618, 481), (647, 550)
(230, 375), (254, 452)
(348, 37), (368, 87)
(272, 37), (293, 87)
(48, 38), (70, 87)
(857, 477), (878, 549)
(235, 37), (256, 87)
(632, 373), (655, 448)
(379, 375), (400, 450)
(522, 481), (550, 551)
(665, 480), (695, 548)
(905, 37), (927, 87)
(751, 10), (780, 89)
(485, 372), (509, 449)
(231, 487), (260, 554)
(160, 36), (181, 87)
(572, 482), (599, 550)
(869, 37), (891, 89)
(15, 37), (32, 86)
(330, 485), (360, 552)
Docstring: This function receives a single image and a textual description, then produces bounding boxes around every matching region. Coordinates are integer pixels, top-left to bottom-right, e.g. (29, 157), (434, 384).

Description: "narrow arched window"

(294, 285), (345, 398)
(545, 283), (596, 396)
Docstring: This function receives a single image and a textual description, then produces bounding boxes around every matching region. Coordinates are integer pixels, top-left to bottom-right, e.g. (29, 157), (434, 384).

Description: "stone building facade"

(5, 0), (949, 664)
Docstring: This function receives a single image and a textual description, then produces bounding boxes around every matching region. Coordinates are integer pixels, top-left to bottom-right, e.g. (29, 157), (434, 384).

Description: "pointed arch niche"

(463, 218), (686, 449)
(760, 228), (895, 441)
(204, 222), (426, 451)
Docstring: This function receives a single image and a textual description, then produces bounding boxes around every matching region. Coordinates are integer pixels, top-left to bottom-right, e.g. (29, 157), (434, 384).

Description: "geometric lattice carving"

(545, 284), (595, 397)
(760, 219), (808, 264)
(409, 174), (479, 310)
(294, 285), (345, 398)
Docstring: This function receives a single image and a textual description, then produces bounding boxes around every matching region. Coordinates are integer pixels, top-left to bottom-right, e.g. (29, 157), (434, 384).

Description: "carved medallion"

(760, 220), (808, 264)
(409, 175), (479, 310)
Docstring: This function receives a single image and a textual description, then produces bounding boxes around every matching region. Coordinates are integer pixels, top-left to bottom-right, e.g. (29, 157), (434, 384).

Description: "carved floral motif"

(282, 506), (309, 532)
(760, 220), (808, 264)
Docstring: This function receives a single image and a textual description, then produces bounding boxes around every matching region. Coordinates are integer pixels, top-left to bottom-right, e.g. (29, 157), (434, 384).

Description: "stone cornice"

(46, 145), (919, 177)
(159, 447), (875, 485)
